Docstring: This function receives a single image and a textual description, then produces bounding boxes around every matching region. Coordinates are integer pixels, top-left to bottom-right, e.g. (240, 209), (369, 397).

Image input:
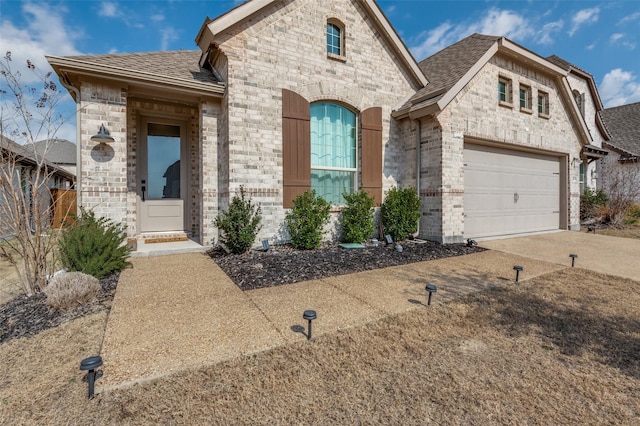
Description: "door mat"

(144, 236), (189, 244)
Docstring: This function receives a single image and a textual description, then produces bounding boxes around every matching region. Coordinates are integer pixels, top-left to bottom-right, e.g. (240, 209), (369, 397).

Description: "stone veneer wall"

(79, 83), (128, 226)
(211, 0), (420, 242)
(420, 55), (583, 243)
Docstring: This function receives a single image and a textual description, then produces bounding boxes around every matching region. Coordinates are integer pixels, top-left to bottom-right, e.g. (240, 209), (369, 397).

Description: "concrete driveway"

(480, 231), (640, 281)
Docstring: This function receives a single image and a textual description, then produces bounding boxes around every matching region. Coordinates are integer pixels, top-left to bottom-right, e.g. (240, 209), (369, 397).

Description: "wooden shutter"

(361, 107), (383, 206)
(282, 89), (311, 208)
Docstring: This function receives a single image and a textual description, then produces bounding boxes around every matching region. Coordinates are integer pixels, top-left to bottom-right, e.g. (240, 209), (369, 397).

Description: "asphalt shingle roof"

(402, 34), (500, 111)
(34, 139), (76, 165)
(601, 102), (640, 156)
(63, 50), (221, 85)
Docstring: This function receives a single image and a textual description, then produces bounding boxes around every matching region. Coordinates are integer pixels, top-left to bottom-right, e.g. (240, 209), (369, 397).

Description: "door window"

(147, 123), (181, 199)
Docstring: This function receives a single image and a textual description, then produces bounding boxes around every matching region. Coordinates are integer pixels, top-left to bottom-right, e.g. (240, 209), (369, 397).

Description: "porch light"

(303, 310), (317, 340)
(90, 123), (115, 144)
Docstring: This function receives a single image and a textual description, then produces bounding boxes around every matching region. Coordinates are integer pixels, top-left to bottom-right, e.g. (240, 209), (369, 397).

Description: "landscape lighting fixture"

(513, 265), (523, 282)
(80, 355), (103, 399)
(90, 123), (115, 144)
(570, 253), (578, 267)
(303, 310), (317, 340)
(425, 283), (438, 306)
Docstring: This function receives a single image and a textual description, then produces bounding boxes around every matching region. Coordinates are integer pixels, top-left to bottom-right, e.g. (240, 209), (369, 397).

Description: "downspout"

(59, 78), (82, 207)
(414, 118), (422, 237)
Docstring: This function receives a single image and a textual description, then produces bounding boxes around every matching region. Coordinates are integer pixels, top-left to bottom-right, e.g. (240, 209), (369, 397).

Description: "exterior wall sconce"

(90, 123), (115, 144)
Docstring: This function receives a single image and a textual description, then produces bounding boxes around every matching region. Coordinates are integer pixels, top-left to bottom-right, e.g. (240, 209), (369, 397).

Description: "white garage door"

(464, 144), (561, 239)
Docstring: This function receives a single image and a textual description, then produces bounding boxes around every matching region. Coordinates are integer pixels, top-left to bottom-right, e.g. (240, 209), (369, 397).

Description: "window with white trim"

(519, 84), (532, 112)
(310, 102), (356, 204)
(498, 77), (512, 105)
(538, 91), (550, 117)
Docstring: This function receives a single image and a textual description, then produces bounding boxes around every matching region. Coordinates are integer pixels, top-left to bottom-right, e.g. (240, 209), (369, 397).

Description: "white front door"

(138, 118), (187, 233)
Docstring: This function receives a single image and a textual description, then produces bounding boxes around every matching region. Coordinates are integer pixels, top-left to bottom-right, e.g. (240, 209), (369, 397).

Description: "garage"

(464, 143), (562, 239)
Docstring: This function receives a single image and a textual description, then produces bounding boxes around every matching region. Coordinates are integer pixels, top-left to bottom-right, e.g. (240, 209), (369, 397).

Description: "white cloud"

(538, 20), (564, 45)
(609, 33), (636, 50)
(610, 33), (624, 43)
(98, 2), (118, 18)
(586, 40), (598, 50)
(151, 14), (165, 23)
(600, 68), (640, 107)
(409, 8), (532, 60)
(160, 27), (179, 51)
(569, 7), (599, 37)
(617, 11), (640, 25)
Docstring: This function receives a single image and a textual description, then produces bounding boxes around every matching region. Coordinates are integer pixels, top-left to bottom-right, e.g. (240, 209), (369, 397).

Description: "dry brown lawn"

(0, 257), (22, 305)
(1, 268), (639, 425)
(587, 224), (640, 240)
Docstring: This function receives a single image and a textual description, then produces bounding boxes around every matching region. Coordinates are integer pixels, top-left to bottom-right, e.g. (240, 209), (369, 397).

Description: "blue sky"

(1, 0), (640, 142)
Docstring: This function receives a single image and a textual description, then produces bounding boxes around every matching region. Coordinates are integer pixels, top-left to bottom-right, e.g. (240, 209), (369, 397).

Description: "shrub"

(580, 188), (608, 221)
(44, 271), (101, 310)
(623, 204), (640, 225)
(285, 190), (330, 249)
(214, 186), (262, 254)
(381, 186), (421, 241)
(340, 190), (375, 243)
(58, 208), (131, 279)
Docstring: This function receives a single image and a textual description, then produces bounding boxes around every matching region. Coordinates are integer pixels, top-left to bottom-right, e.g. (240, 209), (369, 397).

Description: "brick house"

(600, 102), (640, 203)
(47, 0), (598, 247)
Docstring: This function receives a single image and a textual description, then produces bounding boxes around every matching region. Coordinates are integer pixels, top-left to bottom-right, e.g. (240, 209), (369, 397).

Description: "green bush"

(58, 208), (131, 279)
(381, 186), (421, 241)
(580, 188), (608, 220)
(285, 190), (330, 249)
(44, 271), (101, 310)
(214, 186), (262, 254)
(340, 190), (375, 243)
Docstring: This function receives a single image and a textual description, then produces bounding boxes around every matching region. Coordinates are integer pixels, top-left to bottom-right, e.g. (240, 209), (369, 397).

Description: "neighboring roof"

(34, 139), (76, 165)
(47, 50), (225, 101)
(601, 102), (640, 157)
(195, 0), (428, 88)
(1, 136), (76, 181)
(546, 54), (611, 141)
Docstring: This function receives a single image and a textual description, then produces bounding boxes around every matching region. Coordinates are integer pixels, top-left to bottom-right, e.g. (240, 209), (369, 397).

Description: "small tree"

(214, 186), (262, 254)
(381, 186), (421, 241)
(285, 190), (330, 249)
(340, 190), (375, 243)
(1, 51), (68, 295)
(601, 161), (640, 226)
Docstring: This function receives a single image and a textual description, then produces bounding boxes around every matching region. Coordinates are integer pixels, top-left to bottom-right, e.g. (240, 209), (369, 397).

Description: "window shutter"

(282, 89), (311, 208)
(361, 107), (383, 206)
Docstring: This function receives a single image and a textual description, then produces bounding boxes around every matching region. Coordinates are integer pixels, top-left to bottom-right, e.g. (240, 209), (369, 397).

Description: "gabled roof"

(34, 139), (76, 165)
(1, 136), (76, 181)
(546, 54), (611, 141)
(195, 0), (428, 87)
(601, 102), (640, 157)
(48, 50), (225, 101)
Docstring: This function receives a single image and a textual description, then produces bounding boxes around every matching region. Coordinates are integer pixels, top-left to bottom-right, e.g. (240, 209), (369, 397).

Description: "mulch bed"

(0, 273), (119, 345)
(209, 239), (485, 290)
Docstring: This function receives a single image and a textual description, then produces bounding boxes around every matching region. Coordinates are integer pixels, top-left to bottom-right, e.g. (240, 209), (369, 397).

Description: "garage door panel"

(464, 144), (561, 239)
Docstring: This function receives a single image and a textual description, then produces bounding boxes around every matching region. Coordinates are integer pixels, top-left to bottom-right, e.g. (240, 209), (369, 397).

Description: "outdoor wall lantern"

(80, 355), (103, 399)
(425, 283), (438, 306)
(90, 123), (115, 144)
(513, 265), (524, 282)
(569, 253), (578, 267)
(303, 310), (317, 340)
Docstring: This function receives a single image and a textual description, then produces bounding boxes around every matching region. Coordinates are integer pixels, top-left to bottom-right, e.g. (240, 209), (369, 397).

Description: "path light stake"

(303, 310), (317, 340)
(80, 356), (103, 399)
(425, 284), (438, 306)
(513, 265), (523, 283)
(570, 254), (578, 267)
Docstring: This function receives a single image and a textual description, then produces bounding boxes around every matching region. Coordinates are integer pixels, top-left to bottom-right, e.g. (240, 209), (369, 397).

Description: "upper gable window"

(573, 90), (585, 117)
(538, 91), (550, 118)
(327, 19), (345, 59)
(498, 76), (513, 106)
(519, 84), (532, 113)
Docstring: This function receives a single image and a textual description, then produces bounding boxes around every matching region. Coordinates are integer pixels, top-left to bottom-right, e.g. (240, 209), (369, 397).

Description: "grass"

(1, 267), (639, 424)
(587, 224), (640, 240)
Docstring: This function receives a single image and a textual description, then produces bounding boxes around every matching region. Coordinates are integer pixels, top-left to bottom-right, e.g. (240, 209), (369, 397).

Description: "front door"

(138, 117), (187, 233)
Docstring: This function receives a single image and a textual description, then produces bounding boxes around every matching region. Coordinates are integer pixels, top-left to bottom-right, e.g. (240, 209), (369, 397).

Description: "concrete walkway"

(480, 231), (640, 281)
(99, 231), (638, 390)
(99, 249), (564, 390)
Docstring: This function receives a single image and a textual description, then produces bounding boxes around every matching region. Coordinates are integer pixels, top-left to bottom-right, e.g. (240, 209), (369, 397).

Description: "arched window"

(327, 21), (344, 56)
(573, 89), (585, 117)
(310, 102), (356, 204)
